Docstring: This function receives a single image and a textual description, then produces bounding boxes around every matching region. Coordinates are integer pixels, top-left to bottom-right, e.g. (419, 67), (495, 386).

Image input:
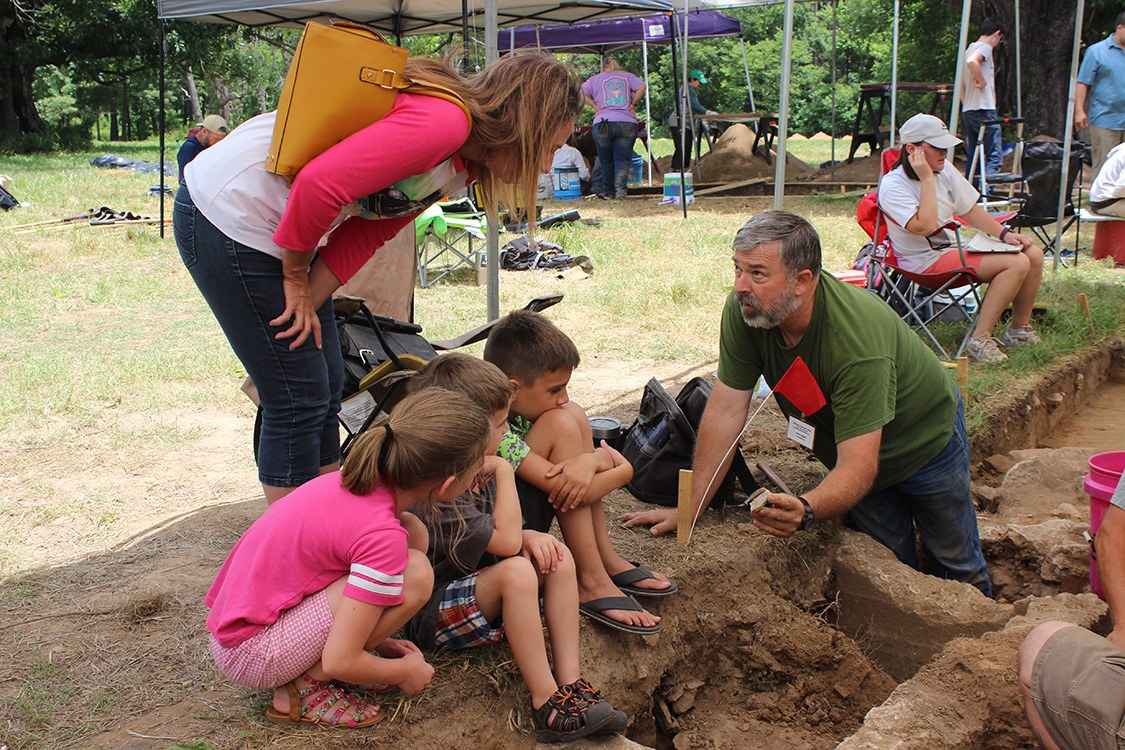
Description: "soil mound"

(695, 124), (818, 182)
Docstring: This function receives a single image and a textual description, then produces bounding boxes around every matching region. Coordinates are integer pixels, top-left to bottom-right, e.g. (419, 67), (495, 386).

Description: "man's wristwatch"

(797, 496), (815, 531)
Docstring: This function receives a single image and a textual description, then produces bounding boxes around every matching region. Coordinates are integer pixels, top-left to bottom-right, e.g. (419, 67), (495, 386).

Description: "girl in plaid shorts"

(405, 353), (627, 743)
(205, 389), (494, 729)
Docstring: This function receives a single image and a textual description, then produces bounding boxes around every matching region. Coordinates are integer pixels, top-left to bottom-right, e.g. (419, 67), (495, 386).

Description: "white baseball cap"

(898, 113), (961, 148)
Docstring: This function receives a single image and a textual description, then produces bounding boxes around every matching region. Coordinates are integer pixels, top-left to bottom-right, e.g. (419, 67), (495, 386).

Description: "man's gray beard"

(737, 288), (801, 328)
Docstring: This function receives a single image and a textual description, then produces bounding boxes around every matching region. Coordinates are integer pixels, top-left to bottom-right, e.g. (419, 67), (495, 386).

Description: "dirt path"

(1, 350), (1122, 750)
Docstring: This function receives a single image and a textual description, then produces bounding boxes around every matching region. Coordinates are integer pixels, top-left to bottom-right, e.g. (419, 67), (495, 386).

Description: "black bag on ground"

(621, 377), (758, 507)
(336, 301), (437, 398)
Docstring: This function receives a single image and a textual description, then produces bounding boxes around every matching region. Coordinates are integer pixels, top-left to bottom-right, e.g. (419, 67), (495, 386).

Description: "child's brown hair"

(342, 388), (491, 497)
(482, 310), (580, 385)
(409, 352), (515, 414)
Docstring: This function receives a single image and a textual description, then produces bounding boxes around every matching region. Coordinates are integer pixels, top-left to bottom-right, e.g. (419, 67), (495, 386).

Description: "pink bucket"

(1084, 451), (1125, 599)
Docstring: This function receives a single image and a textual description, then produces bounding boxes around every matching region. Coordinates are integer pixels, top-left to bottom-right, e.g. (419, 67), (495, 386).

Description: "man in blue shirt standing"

(1076, 12), (1125, 174)
(177, 115), (228, 184)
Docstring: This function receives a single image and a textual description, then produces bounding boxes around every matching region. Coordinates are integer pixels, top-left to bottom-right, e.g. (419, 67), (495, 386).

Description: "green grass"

(1, 142), (1124, 575)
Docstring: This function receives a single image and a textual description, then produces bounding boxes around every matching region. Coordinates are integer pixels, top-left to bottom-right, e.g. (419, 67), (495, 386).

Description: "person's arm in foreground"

(751, 429), (881, 537)
(619, 380), (752, 536)
(517, 444), (631, 511)
(1095, 503), (1125, 649)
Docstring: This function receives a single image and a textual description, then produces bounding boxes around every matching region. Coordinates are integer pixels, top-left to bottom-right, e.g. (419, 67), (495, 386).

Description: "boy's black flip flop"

(579, 596), (661, 635)
(610, 563), (679, 598)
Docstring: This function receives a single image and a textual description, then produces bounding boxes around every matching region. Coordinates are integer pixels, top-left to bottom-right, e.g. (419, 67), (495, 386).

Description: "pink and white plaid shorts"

(210, 589), (334, 689)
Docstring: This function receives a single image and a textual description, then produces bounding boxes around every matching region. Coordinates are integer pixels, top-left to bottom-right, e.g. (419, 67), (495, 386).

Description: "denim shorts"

(173, 185), (343, 487)
(847, 392), (992, 597)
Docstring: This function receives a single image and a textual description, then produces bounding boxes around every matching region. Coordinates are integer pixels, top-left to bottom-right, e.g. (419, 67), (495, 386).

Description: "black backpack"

(620, 377), (757, 507)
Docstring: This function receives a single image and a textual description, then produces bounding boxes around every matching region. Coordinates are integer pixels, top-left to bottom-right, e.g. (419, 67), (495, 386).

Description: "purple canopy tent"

(497, 11), (748, 185)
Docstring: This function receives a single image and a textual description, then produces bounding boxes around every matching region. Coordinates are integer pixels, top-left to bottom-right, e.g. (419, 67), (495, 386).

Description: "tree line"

(0, 0), (1120, 153)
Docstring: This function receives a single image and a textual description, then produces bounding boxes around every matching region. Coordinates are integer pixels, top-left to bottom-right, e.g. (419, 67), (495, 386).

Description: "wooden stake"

(1079, 293), (1096, 335)
(677, 469), (693, 547)
(957, 356), (969, 386)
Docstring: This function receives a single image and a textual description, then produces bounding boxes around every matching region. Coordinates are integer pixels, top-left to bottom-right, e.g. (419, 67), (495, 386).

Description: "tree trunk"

(258, 84), (267, 114)
(184, 68), (202, 122)
(0, 1), (47, 147)
(121, 79), (130, 140)
(986, 0), (1078, 140)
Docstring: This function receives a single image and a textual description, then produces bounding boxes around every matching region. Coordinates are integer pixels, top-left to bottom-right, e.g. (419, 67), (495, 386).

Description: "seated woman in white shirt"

(878, 114), (1044, 364)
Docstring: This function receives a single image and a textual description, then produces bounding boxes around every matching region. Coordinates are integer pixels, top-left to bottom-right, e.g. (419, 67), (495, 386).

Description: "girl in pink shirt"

(205, 388), (493, 729)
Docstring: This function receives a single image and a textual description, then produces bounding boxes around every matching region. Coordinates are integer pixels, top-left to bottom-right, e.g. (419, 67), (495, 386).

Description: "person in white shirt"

(878, 114), (1042, 365)
(1089, 141), (1125, 217)
(961, 18), (1006, 184)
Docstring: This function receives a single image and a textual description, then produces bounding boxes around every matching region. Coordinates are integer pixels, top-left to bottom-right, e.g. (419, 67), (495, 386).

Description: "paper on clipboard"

(966, 232), (1021, 253)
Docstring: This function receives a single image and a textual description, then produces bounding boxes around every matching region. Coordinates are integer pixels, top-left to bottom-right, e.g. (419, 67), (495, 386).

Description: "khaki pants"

(1089, 125), (1125, 176)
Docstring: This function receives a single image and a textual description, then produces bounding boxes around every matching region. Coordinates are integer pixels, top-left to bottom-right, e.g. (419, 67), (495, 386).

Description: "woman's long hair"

(891, 145), (921, 181)
(341, 388), (491, 507)
(406, 51), (583, 228)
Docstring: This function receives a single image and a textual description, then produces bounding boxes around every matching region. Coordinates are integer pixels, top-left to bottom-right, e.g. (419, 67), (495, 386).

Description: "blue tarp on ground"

(498, 10), (741, 55)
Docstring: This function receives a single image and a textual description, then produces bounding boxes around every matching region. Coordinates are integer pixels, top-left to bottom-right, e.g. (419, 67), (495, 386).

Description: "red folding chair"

(856, 149), (985, 360)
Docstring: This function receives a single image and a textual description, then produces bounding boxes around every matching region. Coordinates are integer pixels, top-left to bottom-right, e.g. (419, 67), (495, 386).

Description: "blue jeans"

(962, 108), (1003, 181)
(847, 394), (992, 596)
(173, 185), (343, 488)
(592, 120), (638, 198)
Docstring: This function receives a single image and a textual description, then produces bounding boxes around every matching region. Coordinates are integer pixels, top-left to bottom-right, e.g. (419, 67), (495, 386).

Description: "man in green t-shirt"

(622, 210), (991, 596)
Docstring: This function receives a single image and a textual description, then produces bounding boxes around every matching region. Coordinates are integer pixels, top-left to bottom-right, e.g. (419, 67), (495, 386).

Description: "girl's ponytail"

(342, 388), (491, 496)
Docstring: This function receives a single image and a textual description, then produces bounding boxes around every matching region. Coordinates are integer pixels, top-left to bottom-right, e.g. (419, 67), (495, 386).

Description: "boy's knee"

(528, 407), (583, 449)
(495, 555), (539, 592)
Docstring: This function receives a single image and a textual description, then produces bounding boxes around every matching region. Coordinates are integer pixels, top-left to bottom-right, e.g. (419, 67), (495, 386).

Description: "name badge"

(787, 417), (815, 449)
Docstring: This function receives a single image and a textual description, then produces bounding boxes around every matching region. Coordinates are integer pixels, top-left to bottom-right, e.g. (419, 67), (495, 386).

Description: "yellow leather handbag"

(266, 21), (471, 181)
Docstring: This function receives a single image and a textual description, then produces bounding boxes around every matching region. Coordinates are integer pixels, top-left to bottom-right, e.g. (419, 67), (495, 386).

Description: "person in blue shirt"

(1075, 11), (1125, 174)
(177, 115), (228, 184)
(666, 70), (716, 171)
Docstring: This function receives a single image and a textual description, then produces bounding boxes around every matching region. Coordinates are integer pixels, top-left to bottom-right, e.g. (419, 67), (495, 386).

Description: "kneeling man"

(622, 210), (991, 596)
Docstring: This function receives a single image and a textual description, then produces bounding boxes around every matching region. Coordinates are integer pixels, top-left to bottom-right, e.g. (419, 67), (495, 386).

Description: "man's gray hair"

(732, 210), (822, 280)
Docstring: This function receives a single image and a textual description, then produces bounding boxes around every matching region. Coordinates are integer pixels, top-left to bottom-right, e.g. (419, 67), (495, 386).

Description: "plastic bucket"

(661, 172), (694, 206)
(552, 167), (581, 201)
(1084, 450), (1125, 599)
(629, 154), (644, 185)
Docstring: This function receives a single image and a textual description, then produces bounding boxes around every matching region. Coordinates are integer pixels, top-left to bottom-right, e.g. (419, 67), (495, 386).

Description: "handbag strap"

(406, 79), (472, 133)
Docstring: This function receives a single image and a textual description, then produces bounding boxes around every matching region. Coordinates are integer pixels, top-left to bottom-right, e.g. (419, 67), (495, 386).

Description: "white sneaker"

(1000, 326), (1042, 347)
(966, 336), (1008, 364)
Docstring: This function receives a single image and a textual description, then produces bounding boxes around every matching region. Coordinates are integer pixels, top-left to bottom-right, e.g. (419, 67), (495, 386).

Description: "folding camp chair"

(415, 197), (487, 288)
(1005, 140), (1089, 267)
(856, 148), (985, 360)
(967, 116), (1026, 205)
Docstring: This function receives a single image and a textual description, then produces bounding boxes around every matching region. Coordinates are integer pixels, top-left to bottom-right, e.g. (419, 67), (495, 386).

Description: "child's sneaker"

(532, 684), (617, 742)
(1000, 326), (1042, 347)
(966, 336), (1008, 364)
(563, 678), (628, 735)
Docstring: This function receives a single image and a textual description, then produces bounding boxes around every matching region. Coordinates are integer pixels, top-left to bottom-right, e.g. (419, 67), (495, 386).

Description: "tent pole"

(773, 0), (795, 209)
(643, 38), (653, 186)
(159, 18), (166, 238)
(682, 8), (700, 189)
(670, 12), (687, 219)
(950, 0), (972, 142)
(485, 0), (499, 321)
(1053, 0), (1084, 273)
(830, 0), (837, 181)
(1015, 0), (1022, 119)
(890, 0), (900, 150)
(462, 0), (469, 49)
(740, 38), (754, 114)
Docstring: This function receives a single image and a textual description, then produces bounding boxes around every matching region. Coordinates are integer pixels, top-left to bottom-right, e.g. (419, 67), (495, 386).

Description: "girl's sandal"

(266, 673), (384, 729)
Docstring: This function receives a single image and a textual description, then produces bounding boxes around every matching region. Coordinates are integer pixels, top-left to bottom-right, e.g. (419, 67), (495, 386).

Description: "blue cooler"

(552, 167), (581, 200)
(629, 154), (644, 185)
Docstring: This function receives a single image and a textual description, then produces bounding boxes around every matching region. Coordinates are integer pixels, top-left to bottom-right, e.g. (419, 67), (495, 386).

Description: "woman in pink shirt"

(205, 388), (493, 728)
(175, 52), (582, 505)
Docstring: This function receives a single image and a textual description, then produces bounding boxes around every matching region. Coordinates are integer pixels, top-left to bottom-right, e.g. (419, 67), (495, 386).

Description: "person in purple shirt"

(581, 58), (646, 200)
